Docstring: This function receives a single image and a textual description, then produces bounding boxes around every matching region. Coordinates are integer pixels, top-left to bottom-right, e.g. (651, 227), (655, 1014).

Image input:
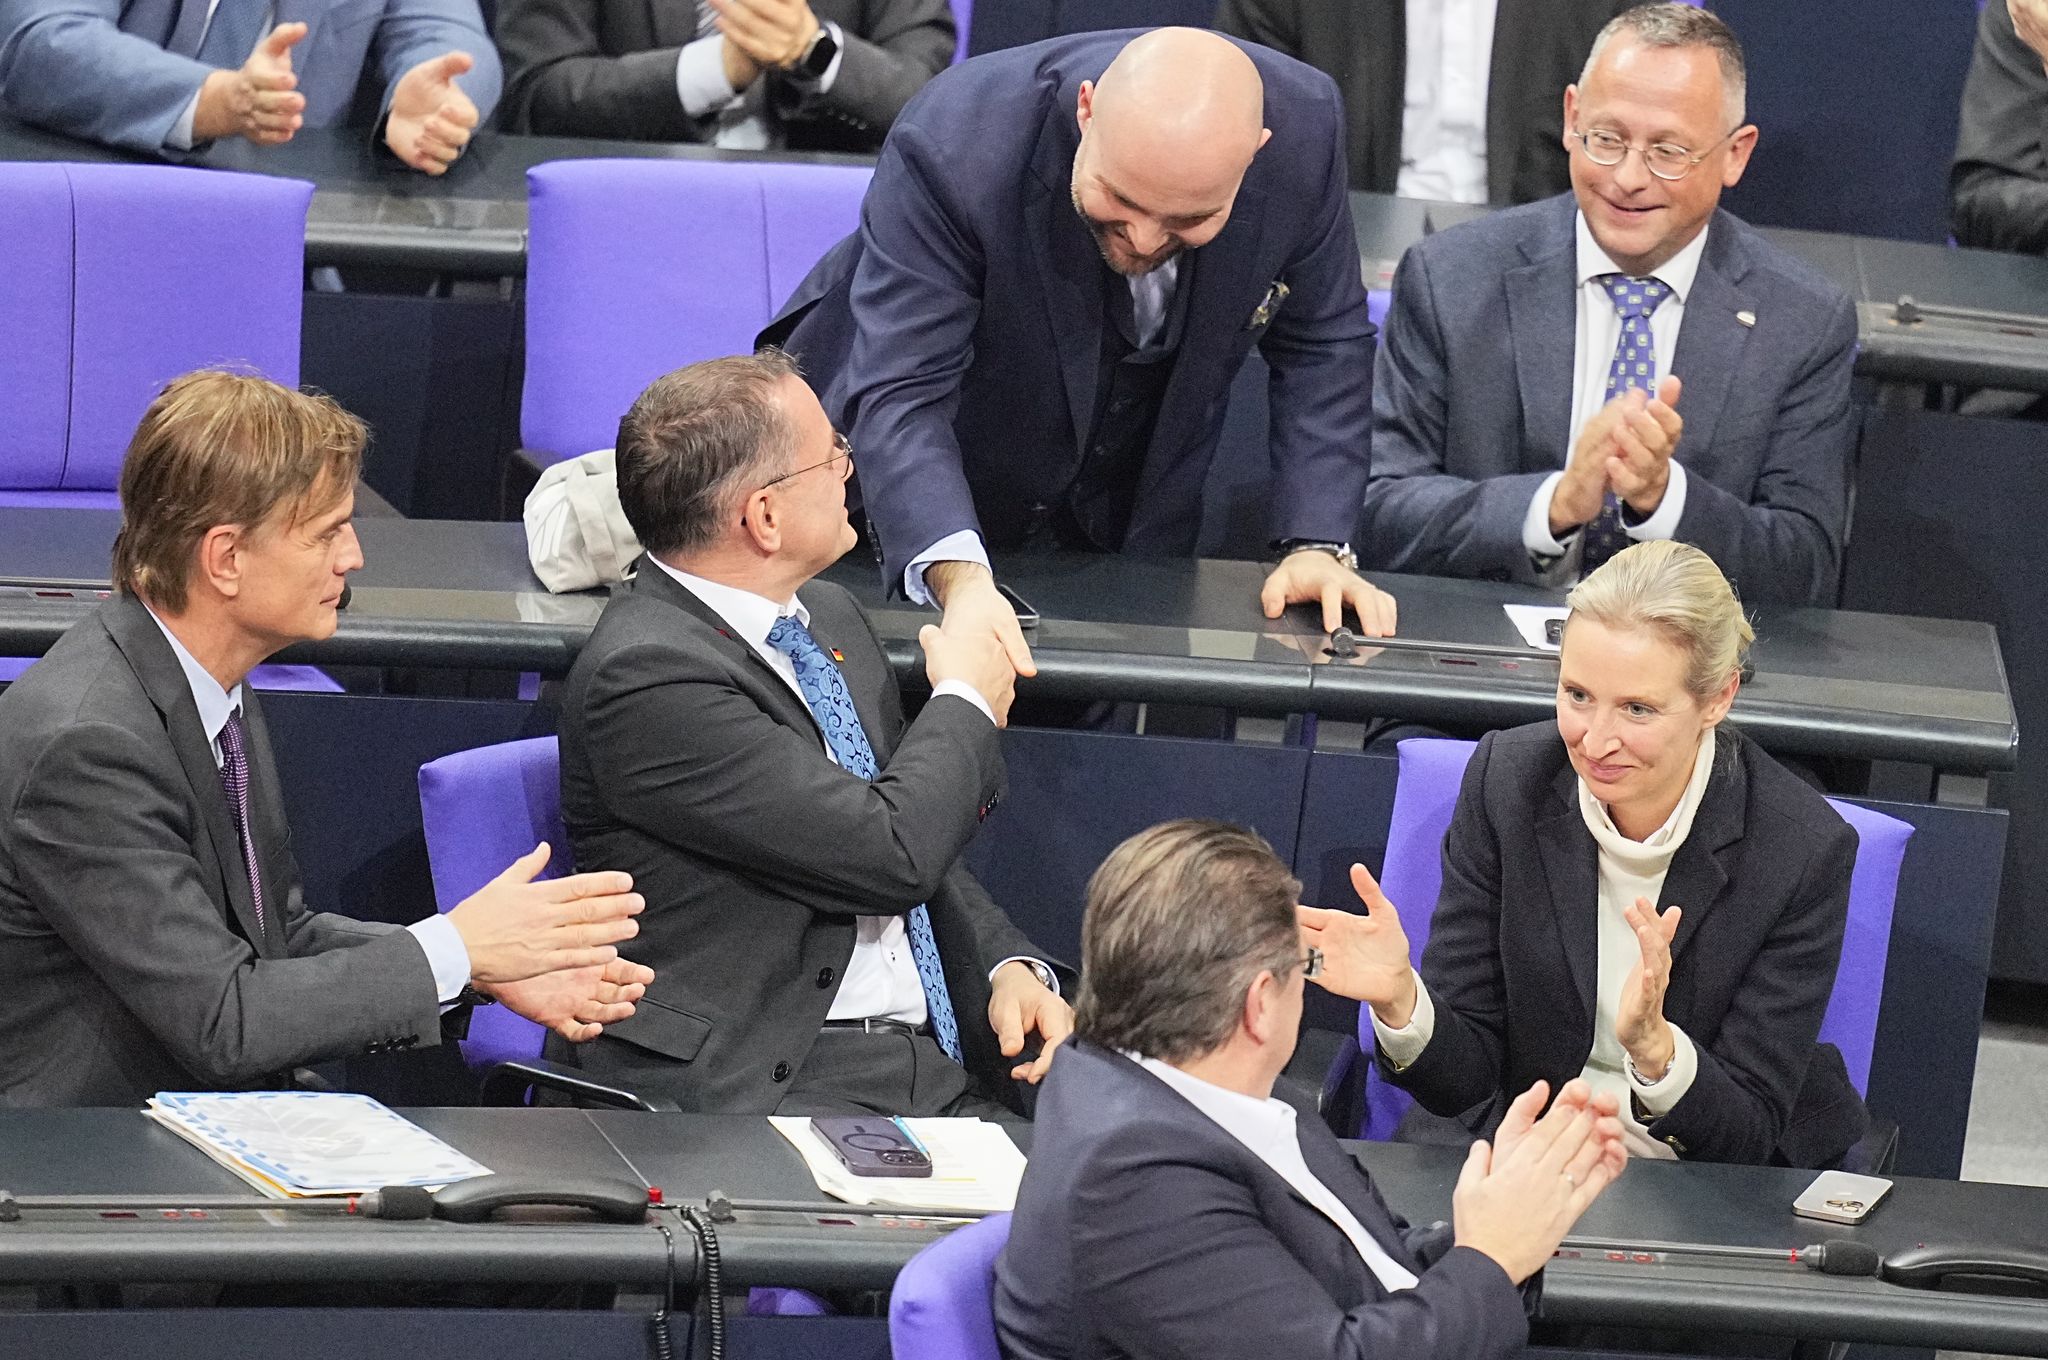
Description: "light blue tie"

(1582, 274), (1673, 576)
(766, 614), (963, 1063)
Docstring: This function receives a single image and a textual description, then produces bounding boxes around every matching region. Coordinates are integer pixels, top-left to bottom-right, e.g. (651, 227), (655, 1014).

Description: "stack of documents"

(145, 1091), (491, 1199)
(769, 1116), (1026, 1212)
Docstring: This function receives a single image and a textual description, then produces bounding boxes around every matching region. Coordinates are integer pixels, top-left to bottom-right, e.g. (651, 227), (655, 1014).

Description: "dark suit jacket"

(762, 30), (1374, 588)
(1213, 0), (1630, 204)
(497, 0), (951, 150)
(1379, 722), (1867, 1169)
(995, 1039), (1530, 1360)
(0, 597), (442, 1107)
(555, 559), (1052, 1113)
(1360, 194), (1858, 607)
(1951, 0), (2048, 254)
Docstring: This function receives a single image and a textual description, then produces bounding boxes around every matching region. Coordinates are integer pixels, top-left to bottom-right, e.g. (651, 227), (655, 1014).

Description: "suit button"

(772, 1061), (792, 1082)
(816, 967), (836, 988)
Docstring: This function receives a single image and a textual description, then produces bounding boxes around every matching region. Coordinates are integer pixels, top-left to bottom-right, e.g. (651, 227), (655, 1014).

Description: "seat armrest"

(1837, 1117), (1900, 1176)
(478, 1057), (679, 1112)
(1277, 1027), (1362, 1137)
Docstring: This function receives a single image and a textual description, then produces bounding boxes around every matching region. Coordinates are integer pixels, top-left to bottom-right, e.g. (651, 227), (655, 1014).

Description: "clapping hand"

(1452, 1078), (1629, 1284)
(385, 52), (480, 175)
(191, 23), (307, 146)
(1295, 863), (1417, 1025)
(1616, 896), (1682, 1080)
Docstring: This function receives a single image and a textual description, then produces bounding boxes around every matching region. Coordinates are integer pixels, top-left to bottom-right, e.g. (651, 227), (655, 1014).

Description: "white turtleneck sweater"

(1375, 731), (1720, 1159)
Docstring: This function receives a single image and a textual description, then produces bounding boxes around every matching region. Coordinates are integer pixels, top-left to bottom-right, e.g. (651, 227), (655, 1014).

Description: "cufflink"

(1249, 280), (1290, 329)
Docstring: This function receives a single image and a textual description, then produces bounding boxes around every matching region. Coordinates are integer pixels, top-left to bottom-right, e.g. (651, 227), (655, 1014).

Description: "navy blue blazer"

(1360, 194), (1857, 606)
(1379, 722), (1867, 1169)
(0, 0), (500, 154)
(763, 30), (1375, 588)
(995, 1038), (1530, 1360)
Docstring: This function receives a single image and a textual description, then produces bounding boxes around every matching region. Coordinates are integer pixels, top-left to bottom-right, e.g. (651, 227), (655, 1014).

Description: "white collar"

(1131, 1052), (1299, 1152)
(647, 555), (809, 645)
(144, 604), (243, 751)
(1574, 209), (1710, 304)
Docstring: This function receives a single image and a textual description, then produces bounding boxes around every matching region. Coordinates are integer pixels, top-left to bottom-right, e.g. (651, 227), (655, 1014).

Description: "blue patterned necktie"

(765, 614), (963, 1062)
(1581, 274), (1673, 576)
(216, 708), (267, 935)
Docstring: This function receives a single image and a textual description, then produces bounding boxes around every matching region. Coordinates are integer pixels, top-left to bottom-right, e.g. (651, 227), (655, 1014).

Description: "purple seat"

(950, 0), (972, 61)
(1357, 737), (1912, 1140)
(0, 163), (309, 503)
(522, 158), (873, 467)
(416, 737), (569, 1069)
(0, 164), (332, 692)
(889, 1213), (1010, 1360)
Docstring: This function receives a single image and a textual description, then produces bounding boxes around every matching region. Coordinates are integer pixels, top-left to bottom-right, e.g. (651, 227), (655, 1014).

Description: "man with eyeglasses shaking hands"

(1358, 3), (1856, 608)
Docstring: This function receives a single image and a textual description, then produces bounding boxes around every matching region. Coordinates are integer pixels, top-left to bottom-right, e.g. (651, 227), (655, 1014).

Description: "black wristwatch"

(1274, 538), (1359, 571)
(792, 22), (839, 80)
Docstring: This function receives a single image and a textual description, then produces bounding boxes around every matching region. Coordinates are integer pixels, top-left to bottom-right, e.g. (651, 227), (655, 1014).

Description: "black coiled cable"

(682, 1204), (726, 1360)
(648, 1215), (679, 1360)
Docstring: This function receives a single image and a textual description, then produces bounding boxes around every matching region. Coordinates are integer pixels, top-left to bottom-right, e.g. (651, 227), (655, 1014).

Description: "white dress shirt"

(144, 607), (472, 1002)
(905, 259), (1181, 603)
(1374, 731), (1717, 1159)
(1522, 213), (1711, 570)
(646, 557), (1050, 1025)
(674, 21), (846, 150)
(1394, 0), (1496, 205)
(1134, 1054), (1421, 1291)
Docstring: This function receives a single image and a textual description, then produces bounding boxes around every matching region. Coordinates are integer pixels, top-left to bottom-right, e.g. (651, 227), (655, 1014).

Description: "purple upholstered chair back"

(1358, 737), (1912, 1140)
(0, 163), (308, 505)
(416, 736), (571, 1068)
(889, 1213), (1011, 1360)
(950, 0), (971, 61)
(522, 158), (873, 466)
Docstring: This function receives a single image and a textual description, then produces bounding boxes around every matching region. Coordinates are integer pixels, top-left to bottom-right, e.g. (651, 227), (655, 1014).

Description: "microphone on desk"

(343, 1186), (434, 1220)
(1558, 1236), (1882, 1278)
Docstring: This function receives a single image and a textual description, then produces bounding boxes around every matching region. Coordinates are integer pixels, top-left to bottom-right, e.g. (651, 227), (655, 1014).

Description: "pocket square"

(1249, 280), (1290, 329)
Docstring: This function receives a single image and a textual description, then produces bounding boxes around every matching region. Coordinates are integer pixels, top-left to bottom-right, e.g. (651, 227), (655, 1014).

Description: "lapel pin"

(829, 648), (845, 663)
(1736, 310), (1756, 328)
(1249, 280), (1290, 329)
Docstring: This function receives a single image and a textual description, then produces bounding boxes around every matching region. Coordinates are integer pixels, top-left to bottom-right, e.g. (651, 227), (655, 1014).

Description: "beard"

(1070, 186), (1184, 277)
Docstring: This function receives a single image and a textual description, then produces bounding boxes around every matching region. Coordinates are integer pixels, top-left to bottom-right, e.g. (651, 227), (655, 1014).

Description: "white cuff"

(1625, 1024), (1698, 1117)
(1524, 471), (1580, 560)
(1368, 968), (1436, 1068)
(905, 530), (990, 606)
(675, 33), (740, 117)
(990, 957), (1060, 995)
(931, 678), (995, 725)
(405, 913), (474, 1005)
(1623, 460), (1688, 542)
(168, 88), (202, 150)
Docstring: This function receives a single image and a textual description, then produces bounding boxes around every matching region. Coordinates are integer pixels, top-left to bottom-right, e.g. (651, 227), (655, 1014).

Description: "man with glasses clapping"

(1357, 3), (1856, 608)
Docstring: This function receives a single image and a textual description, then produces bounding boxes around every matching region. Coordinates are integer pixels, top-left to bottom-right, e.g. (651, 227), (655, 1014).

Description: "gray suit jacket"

(1951, 0), (2048, 254)
(0, 596), (442, 1107)
(0, 0), (500, 154)
(497, 0), (950, 149)
(1360, 194), (1857, 607)
(554, 561), (1052, 1114)
(1213, 0), (1631, 205)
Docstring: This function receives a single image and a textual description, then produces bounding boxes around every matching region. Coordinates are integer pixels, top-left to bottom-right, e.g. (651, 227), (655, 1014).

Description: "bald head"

(1071, 28), (1270, 275)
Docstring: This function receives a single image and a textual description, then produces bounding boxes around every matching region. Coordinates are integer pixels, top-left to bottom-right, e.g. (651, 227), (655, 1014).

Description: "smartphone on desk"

(1793, 1169), (1893, 1224)
(811, 1116), (934, 1178)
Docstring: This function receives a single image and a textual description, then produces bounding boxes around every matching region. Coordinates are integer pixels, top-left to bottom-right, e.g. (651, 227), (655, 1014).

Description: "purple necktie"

(217, 708), (267, 934)
(1582, 274), (1674, 576)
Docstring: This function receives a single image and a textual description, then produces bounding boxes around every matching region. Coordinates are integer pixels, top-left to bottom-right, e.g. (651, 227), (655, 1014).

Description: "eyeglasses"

(1572, 125), (1741, 181)
(1300, 947), (1324, 981)
(758, 432), (854, 490)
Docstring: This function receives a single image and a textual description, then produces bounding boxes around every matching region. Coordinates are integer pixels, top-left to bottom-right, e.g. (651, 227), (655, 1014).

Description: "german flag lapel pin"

(829, 647), (846, 663)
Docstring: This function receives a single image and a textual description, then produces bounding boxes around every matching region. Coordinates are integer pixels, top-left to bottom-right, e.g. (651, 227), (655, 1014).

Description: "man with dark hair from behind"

(0, 370), (652, 1108)
(997, 819), (1627, 1360)
(554, 351), (1071, 1117)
